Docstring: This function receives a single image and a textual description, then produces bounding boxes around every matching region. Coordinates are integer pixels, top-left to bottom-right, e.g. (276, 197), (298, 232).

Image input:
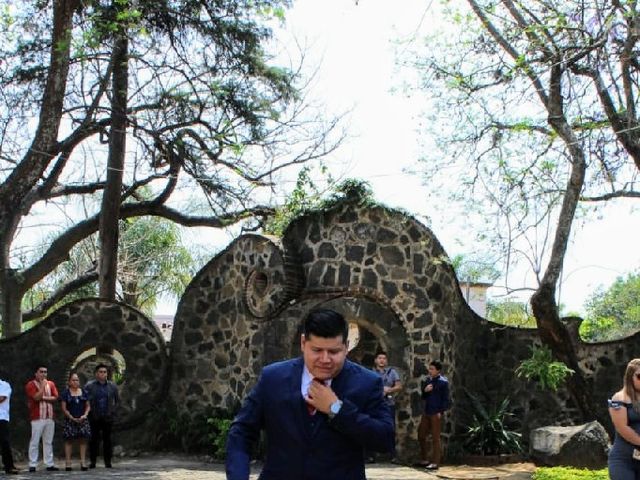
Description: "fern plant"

(516, 345), (575, 391)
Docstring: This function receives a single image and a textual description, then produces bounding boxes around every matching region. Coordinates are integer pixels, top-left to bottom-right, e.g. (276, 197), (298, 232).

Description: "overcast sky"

(158, 0), (640, 315)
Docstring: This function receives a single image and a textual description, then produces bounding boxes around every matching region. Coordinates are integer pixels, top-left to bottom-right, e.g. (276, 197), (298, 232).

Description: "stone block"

(529, 421), (609, 469)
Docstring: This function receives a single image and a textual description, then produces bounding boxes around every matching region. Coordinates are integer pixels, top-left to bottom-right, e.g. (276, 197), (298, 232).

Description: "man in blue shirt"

(367, 351), (402, 463)
(85, 364), (119, 469)
(417, 360), (450, 471)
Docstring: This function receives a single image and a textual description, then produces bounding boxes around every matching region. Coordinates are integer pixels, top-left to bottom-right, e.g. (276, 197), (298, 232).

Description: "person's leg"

(41, 419), (55, 467)
(417, 414), (430, 464)
(103, 421), (113, 467)
(28, 420), (44, 468)
(89, 419), (100, 467)
(80, 439), (87, 468)
(389, 405), (397, 461)
(64, 440), (72, 469)
(608, 457), (636, 480)
(429, 414), (442, 466)
(0, 420), (16, 472)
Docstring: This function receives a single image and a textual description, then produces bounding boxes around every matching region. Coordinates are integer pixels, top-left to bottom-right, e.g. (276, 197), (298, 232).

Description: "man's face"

(301, 333), (348, 381)
(374, 354), (388, 369)
(35, 367), (48, 382)
(428, 365), (440, 377)
(96, 368), (108, 382)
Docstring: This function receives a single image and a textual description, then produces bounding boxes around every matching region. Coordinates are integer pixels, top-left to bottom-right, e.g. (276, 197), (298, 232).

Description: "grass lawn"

(533, 466), (609, 480)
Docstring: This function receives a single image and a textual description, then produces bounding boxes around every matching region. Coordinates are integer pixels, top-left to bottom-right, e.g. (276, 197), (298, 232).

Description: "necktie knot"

(307, 378), (326, 415)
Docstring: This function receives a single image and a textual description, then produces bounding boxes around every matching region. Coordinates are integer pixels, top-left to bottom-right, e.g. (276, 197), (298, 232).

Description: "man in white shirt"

(0, 377), (19, 474)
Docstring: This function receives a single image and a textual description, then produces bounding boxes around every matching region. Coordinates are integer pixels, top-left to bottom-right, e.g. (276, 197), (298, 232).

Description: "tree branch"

(20, 201), (275, 291)
(22, 269), (99, 322)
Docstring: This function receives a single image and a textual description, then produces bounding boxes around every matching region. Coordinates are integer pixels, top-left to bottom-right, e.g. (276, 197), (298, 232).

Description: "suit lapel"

(330, 360), (350, 399)
(289, 358), (312, 440)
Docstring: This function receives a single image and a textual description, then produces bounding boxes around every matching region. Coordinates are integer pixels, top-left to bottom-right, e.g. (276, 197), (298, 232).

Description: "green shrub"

(464, 393), (522, 455)
(516, 345), (575, 391)
(533, 466), (609, 480)
(208, 416), (233, 460)
(149, 402), (234, 455)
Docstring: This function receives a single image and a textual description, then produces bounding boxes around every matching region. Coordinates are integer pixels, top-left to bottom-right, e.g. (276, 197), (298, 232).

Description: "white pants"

(29, 419), (55, 467)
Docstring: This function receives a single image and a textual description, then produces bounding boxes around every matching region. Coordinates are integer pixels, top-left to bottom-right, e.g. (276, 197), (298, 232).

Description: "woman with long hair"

(609, 359), (640, 479)
(60, 372), (91, 471)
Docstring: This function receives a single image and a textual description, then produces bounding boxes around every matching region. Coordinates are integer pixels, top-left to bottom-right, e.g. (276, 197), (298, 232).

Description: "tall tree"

(20, 216), (195, 322)
(581, 270), (640, 341)
(0, 0), (342, 337)
(402, 0), (640, 421)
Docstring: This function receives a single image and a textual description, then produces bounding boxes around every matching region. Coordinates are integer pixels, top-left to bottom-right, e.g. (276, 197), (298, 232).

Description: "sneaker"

(425, 463), (439, 470)
(46, 466), (60, 471)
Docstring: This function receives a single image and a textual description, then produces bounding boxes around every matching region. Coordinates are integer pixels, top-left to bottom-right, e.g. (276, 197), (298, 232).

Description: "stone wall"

(0, 299), (168, 452)
(0, 200), (636, 461)
(169, 201), (481, 458)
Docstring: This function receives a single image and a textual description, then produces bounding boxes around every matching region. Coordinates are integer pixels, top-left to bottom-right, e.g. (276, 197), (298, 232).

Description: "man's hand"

(424, 384), (433, 393)
(305, 381), (338, 414)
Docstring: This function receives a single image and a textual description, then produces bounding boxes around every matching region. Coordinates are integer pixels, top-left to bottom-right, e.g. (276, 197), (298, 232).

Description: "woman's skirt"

(62, 418), (91, 440)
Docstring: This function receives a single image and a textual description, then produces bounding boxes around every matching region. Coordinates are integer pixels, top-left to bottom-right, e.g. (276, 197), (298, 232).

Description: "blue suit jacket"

(225, 357), (395, 480)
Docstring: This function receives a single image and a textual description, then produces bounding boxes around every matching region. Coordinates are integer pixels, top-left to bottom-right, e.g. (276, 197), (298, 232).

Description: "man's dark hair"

(94, 363), (109, 373)
(34, 363), (47, 373)
(430, 360), (443, 371)
(303, 308), (348, 344)
(375, 351), (388, 358)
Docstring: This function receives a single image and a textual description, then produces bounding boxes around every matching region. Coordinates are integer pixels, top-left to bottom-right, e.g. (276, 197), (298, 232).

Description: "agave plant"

(464, 393), (523, 456)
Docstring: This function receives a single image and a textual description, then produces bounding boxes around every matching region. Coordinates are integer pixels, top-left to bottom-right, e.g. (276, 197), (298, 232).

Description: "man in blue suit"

(226, 308), (395, 480)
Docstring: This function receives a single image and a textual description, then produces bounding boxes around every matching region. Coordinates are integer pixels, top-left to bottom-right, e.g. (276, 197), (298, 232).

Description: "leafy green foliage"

(317, 178), (375, 210)
(487, 300), (536, 328)
(149, 401), (234, 455)
(207, 416), (233, 460)
(532, 466), (608, 480)
(516, 345), (575, 391)
(21, 216), (195, 321)
(464, 393), (522, 455)
(263, 166), (329, 236)
(264, 176), (375, 236)
(580, 270), (640, 341)
(118, 217), (195, 315)
(450, 254), (500, 283)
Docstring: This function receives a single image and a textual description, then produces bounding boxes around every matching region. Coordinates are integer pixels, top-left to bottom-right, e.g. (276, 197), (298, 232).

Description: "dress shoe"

(89, 464), (96, 469)
(105, 463), (112, 468)
(46, 466), (60, 471)
(65, 466), (73, 471)
(6, 468), (19, 475)
(81, 464), (88, 471)
(28, 467), (36, 472)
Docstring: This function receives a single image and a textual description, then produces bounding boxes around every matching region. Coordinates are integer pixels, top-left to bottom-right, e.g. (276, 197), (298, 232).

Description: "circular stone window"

(244, 269), (273, 318)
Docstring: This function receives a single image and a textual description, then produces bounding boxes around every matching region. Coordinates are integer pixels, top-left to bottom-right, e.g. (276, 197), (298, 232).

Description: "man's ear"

(300, 334), (306, 352)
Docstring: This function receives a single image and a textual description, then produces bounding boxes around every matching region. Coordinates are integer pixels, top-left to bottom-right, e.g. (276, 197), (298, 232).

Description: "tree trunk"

(98, 24), (129, 300)
(531, 285), (601, 423)
(0, 0), (79, 338)
(0, 267), (23, 337)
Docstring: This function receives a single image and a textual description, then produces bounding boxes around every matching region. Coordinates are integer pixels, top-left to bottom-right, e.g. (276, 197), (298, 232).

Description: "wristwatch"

(328, 399), (343, 420)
